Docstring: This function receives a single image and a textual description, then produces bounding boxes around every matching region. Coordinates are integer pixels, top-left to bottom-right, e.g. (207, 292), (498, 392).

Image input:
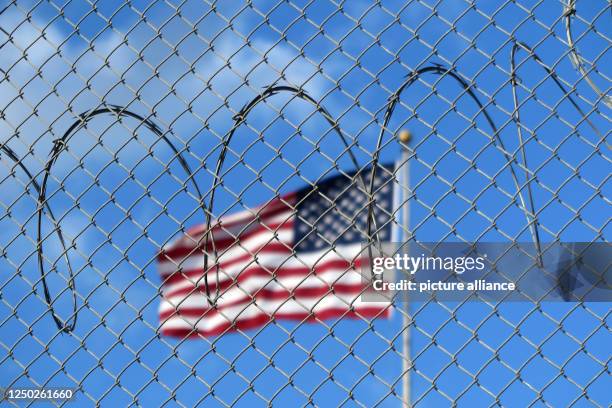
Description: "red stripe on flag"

(162, 257), (366, 297)
(176, 193), (296, 242)
(160, 243), (295, 283)
(209, 195), (295, 231)
(160, 307), (390, 338)
(159, 282), (369, 320)
(158, 219), (293, 261)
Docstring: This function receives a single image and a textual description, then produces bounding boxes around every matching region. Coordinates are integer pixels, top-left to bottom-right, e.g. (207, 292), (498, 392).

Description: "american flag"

(157, 163), (397, 337)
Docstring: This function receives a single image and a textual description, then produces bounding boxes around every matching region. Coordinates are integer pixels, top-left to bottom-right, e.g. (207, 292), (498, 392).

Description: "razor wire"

(0, 0), (610, 406)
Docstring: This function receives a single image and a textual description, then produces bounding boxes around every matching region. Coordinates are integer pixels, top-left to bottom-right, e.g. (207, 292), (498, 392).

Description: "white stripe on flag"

(158, 225), (294, 276)
(160, 268), (366, 312)
(159, 241), (366, 282)
(160, 292), (389, 336)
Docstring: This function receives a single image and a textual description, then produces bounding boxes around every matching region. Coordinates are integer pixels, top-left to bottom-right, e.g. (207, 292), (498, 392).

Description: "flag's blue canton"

(294, 164), (395, 252)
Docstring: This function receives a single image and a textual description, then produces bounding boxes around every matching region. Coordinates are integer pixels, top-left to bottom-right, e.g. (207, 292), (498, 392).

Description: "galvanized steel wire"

(0, 0), (609, 406)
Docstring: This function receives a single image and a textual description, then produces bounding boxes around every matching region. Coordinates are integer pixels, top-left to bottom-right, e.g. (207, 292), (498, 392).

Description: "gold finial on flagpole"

(398, 129), (412, 144)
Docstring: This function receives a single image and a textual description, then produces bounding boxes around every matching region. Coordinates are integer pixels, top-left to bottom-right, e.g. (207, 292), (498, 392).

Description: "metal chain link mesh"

(1, 0), (610, 406)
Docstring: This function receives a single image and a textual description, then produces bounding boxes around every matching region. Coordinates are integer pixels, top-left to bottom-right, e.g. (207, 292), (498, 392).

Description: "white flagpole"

(398, 129), (412, 407)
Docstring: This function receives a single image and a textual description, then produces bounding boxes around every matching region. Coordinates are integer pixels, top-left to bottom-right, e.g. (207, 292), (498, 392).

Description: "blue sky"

(0, 0), (610, 406)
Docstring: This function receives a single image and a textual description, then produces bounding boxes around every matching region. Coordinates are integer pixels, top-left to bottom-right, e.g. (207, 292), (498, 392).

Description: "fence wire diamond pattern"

(0, 0), (610, 406)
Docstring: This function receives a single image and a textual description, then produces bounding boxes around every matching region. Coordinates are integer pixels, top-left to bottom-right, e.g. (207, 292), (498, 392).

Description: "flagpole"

(398, 129), (412, 407)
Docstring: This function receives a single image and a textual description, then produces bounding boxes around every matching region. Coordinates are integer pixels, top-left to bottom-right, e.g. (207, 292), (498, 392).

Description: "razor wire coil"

(0, 0), (609, 406)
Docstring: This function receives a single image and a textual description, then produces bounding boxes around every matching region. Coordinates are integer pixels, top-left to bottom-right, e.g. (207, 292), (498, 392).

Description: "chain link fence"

(1, 0), (610, 406)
